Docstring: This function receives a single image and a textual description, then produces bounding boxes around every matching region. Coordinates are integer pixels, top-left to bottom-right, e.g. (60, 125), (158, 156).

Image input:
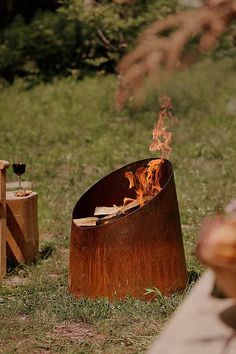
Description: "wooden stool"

(0, 160), (9, 277)
(6, 191), (39, 264)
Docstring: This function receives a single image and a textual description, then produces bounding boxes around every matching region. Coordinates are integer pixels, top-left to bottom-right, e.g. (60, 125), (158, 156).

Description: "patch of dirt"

(57, 247), (70, 267)
(48, 272), (62, 280)
(125, 320), (161, 337)
(3, 275), (28, 287)
(83, 164), (95, 176)
(40, 232), (55, 242)
(18, 314), (29, 322)
(51, 320), (104, 343)
(58, 247), (69, 258)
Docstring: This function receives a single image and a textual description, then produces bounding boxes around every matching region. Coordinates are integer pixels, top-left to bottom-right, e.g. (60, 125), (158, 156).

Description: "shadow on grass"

(7, 243), (55, 274)
(188, 270), (201, 285)
(38, 244), (55, 260)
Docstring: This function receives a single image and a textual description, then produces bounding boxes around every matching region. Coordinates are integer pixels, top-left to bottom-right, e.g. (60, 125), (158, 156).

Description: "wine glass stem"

(19, 176), (22, 190)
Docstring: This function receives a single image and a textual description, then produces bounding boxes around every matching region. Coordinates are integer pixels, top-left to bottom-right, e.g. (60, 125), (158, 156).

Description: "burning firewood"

(75, 97), (177, 227)
(94, 206), (122, 216)
(74, 196), (153, 227)
(94, 198), (148, 219)
(73, 217), (99, 227)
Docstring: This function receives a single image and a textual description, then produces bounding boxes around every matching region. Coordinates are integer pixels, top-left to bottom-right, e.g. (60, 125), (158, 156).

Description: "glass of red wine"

(12, 162), (26, 190)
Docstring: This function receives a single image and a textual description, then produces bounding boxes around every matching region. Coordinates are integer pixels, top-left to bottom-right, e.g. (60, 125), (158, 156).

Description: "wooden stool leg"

(0, 160), (9, 278)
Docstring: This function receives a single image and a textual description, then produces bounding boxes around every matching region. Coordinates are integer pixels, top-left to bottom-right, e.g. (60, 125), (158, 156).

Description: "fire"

(124, 96), (175, 207)
(124, 159), (164, 206)
(149, 96), (175, 158)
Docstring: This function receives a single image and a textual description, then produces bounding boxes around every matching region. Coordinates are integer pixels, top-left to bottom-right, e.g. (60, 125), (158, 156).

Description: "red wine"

(13, 163), (26, 176)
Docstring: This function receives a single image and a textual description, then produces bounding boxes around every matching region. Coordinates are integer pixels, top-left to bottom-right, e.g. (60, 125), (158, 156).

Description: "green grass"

(0, 58), (236, 353)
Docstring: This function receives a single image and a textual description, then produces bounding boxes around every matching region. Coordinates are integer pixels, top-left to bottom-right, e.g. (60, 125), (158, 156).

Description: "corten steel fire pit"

(69, 158), (187, 300)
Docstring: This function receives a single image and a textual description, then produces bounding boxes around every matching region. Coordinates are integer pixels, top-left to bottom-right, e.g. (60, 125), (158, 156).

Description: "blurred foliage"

(0, 12), (82, 83)
(0, 0), (58, 27)
(58, 0), (178, 70)
(0, 0), (235, 83)
(213, 22), (236, 60)
(0, 0), (177, 83)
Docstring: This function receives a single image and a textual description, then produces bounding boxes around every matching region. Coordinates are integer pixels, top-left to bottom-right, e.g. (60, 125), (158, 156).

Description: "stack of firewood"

(73, 196), (152, 227)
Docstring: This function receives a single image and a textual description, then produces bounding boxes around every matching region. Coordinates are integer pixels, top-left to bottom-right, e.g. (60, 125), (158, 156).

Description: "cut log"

(122, 199), (140, 213)
(75, 196), (155, 228)
(95, 200), (141, 226)
(73, 217), (98, 227)
(94, 200), (139, 218)
(6, 191), (39, 263)
(96, 212), (122, 226)
(95, 196), (153, 219)
(101, 212), (121, 220)
(94, 206), (121, 216)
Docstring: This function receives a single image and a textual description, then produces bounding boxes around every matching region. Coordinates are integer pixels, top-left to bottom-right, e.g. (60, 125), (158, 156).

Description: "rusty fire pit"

(69, 158), (187, 300)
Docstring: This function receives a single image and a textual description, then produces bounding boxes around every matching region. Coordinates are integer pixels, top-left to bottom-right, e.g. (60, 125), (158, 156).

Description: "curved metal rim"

(73, 157), (173, 229)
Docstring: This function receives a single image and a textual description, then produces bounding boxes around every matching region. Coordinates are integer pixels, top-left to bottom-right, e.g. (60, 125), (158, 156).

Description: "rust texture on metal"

(69, 158), (187, 300)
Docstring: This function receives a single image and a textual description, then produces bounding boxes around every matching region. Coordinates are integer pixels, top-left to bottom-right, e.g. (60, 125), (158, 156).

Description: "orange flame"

(124, 159), (164, 206)
(149, 96), (176, 159)
(123, 97), (175, 208)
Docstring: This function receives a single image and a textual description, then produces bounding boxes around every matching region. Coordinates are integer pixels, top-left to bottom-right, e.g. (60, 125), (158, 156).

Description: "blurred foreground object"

(197, 200), (236, 299)
(147, 270), (236, 354)
(147, 204), (236, 353)
(116, 0), (236, 109)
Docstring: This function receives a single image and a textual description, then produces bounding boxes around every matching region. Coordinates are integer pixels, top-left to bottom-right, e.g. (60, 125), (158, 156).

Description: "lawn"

(0, 58), (235, 353)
